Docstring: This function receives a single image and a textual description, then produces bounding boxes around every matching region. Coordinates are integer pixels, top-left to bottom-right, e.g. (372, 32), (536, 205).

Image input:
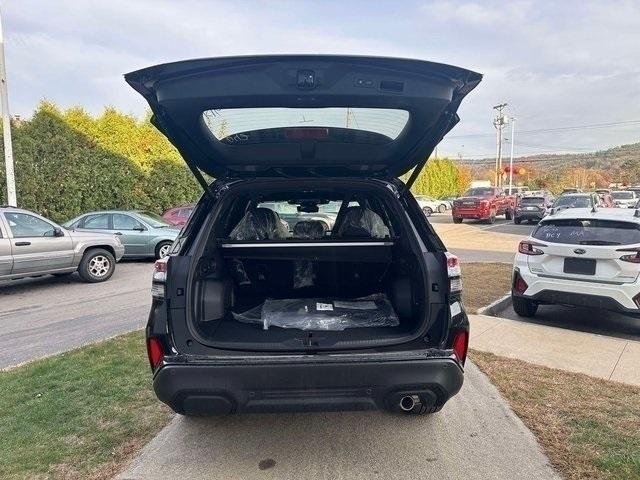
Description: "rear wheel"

(422, 206), (433, 217)
(438, 204), (446, 214)
(78, 248), (115, 283)
(452, 216), (463, 224)
(155, 241), (172, 259)
(514, 217), (522, 225)
(512, 295), (538, 317)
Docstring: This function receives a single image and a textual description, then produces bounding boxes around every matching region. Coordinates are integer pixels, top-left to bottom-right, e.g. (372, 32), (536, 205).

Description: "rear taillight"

(445, 252), (462, 293)
(513, 270), (528, 294)
(151, 257), (168, 299)
(451, 330), (469, 365)
(146, 336), (164, 370)
(617, 247), (640, 264)
(518, 240), (547, 255)
(633, 293), (640, 308)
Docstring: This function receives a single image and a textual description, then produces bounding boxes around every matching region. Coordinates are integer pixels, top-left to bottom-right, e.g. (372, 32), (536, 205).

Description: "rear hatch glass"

(533, 219), (640, 245)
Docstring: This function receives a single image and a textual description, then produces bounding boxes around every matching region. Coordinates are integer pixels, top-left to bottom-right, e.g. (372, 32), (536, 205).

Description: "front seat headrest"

(229, 207), (289, 240)
(336, 206), (390, 238)
(293, 220), (326, 239)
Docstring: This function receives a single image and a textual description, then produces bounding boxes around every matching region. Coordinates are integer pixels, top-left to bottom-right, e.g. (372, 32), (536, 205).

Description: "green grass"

(0, 331), (173, 479)
(472, 350), (640, 480)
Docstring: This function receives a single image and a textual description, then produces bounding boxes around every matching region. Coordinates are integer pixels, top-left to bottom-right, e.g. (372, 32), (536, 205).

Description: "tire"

(505, 208), (513, 220)
(453, 216), (463, 224)
(514, 217), (522, 225)
(155, 241), (172, 260)
(512, 295), (538, 317)
(485, 212), (496, 224)
(78, 248), (116, 283)
(422, 206), (433, 217)
(438, 204), (446, 214)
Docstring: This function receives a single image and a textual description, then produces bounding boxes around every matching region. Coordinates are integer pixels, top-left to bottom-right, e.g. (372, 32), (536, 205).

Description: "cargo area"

(186, 180), (442, 352)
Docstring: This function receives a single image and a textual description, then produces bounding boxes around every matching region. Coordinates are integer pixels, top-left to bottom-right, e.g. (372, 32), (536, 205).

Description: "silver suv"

(0, 206), (125, 282)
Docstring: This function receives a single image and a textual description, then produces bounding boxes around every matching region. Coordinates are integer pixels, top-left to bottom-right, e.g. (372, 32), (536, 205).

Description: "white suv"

(512, 207), (640, 317)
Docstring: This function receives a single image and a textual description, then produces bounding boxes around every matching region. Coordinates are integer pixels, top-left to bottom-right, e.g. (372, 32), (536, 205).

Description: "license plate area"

(564, 257), (596, 275)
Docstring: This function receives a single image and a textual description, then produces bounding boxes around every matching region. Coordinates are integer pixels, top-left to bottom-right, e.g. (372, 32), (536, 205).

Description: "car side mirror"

(53, 227), (64, 237)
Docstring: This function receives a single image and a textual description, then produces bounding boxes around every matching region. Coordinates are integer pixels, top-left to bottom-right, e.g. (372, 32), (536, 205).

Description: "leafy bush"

(0, 102), (200, 222)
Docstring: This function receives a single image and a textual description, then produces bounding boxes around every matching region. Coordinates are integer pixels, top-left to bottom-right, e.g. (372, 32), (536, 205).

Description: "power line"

(448, 119), (640, 139)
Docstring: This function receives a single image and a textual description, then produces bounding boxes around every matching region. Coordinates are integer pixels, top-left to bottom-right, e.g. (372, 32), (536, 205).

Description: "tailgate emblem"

(573, 248), (586, 255)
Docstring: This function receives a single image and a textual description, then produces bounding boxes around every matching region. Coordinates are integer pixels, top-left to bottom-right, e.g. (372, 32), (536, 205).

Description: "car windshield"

(136, 211), (172, 228)
(612, 191), (634, 200)
(520, 197), (544, 205)
(533, 219), (640, 245)
(553, 196), (591, 208)
(463, 188), (493, 196)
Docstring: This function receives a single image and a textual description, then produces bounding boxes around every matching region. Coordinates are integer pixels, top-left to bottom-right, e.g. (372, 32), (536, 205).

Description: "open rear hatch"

(125, 55), (481, 180)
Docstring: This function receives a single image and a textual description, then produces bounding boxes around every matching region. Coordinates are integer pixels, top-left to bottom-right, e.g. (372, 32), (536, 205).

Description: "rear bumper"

(514, 211), (543, 221)
(514, 289), (640, 317)
(153, 355), (464, 415)
(515, 267), (640, 315)
(452, 209), (490, 220)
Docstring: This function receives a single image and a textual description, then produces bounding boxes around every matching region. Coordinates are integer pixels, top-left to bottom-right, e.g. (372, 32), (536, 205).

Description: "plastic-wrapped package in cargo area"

(233, 294), (399, 331)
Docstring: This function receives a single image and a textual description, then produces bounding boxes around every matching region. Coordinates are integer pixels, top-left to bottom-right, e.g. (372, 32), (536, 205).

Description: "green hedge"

(0, 102), (201, 223)
(405, 157), (471, 198)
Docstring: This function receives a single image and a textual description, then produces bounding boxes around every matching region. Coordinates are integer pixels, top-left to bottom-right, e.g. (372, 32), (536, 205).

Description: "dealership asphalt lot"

(0, 261), (153, 369)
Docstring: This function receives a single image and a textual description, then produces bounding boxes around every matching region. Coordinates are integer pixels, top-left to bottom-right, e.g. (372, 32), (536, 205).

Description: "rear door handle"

(15, 241), (31, 246)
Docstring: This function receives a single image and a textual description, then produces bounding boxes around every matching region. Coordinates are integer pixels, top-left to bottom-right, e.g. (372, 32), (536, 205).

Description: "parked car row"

(0, 205), (183, 284)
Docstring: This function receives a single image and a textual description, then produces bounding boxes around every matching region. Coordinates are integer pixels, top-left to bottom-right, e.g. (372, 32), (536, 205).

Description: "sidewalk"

(470, 313), (640, 386)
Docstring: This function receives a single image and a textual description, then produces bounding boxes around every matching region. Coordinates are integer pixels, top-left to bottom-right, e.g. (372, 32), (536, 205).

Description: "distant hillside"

(456, 141), (640, 185)
(457, 142), (640, 170)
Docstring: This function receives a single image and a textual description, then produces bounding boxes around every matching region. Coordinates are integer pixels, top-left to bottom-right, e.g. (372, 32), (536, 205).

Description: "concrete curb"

(476, 293), (511, 316)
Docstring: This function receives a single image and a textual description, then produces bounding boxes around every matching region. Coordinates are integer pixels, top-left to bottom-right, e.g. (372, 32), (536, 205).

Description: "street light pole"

(493, 103), (507, 187)
(508, 117), (516, 195)
(0, 7), (16, 206)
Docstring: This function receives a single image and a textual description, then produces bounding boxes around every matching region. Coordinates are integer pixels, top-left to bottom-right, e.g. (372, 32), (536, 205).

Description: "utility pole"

(508, 116), (516, 195)
(0, 7), (15, 206)
(493, 103), (507, 187)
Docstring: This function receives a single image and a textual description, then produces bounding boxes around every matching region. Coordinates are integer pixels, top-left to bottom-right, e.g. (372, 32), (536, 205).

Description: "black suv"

(127, 55), (481, 415)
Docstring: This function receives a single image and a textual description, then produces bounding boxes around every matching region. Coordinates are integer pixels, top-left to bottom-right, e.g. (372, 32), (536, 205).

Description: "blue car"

(63, 210), (180, 259)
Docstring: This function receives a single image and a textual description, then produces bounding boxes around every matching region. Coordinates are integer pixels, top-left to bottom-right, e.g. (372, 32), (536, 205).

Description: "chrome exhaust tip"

(399, 395), (417, 412)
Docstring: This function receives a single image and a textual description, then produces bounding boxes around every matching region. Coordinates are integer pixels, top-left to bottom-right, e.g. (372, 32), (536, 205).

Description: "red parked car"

(162, 204), (194, 226)
(451, 187), (515, 224)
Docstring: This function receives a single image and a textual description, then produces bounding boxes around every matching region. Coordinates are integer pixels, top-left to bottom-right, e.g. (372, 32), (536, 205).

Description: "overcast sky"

(3, 0), (640, 159)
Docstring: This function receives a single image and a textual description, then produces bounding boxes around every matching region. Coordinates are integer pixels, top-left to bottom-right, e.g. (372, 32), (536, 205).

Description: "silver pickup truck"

(0, 206), (125, 282)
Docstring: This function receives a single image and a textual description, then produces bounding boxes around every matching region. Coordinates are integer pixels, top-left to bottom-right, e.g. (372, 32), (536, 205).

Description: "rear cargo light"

(151, 257), (168, 298)
(451, 330), (469, 365)
(513, 271), (528, 294)
(518, 240), (547, 256)
(617, 247), (640, 264)
(146, 336), (164, 370)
